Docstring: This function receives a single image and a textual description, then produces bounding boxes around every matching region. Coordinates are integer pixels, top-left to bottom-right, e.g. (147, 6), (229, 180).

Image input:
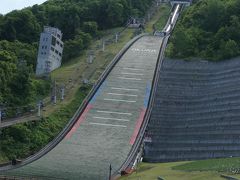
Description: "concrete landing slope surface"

(144, 58), (240, 162)
(1, 36), (163, 179)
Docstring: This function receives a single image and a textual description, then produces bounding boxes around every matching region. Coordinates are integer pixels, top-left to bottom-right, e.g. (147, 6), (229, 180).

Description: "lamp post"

(54, 80), (57, 105)
(0, 102), (4, 125)
(115, 33), (119, 43)
(102, 39), (105, 52)
(0, 106), (2, 125)
(109, 164), (112, 180)
(61, 85), (65, 101)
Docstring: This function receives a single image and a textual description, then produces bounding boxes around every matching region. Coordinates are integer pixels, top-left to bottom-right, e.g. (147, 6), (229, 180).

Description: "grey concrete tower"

(36, 26), (64, 76)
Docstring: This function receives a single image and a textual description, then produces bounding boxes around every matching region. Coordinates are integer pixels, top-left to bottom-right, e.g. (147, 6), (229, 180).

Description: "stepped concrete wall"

(144, 58), (240, 162)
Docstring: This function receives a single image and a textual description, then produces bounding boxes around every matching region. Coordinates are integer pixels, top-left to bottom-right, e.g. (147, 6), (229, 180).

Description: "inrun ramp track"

(1, 36), (163, 179)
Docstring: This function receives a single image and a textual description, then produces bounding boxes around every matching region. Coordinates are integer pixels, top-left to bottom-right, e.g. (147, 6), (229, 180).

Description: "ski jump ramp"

(1, 35), (163, 180)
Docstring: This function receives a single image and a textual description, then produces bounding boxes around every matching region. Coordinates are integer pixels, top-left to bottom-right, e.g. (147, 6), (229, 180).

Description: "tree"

(169, 0), (240, 61)
(9, 61), (32, 105)
(1, 10), (41, 43)
(222, 39), (239, 59)
(63, 37), (84, 61)
(82, 21), (98, 36)
(0, 50), (17, 63)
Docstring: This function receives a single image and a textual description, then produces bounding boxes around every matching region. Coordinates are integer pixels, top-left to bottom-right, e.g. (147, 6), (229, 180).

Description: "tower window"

(52, 37), (56, 46)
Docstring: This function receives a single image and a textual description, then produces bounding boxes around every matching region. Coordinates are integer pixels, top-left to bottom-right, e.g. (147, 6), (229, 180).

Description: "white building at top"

(36, 26), (64, 76)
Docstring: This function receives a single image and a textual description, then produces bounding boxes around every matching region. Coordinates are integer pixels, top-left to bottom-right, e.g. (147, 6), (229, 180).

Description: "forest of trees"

(0, 0), (154, 111)
(168, 0), (240, 61)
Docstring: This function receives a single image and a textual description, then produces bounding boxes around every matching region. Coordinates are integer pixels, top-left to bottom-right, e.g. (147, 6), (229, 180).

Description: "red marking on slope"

(129, 108), (146, 145)
(65, 104), (93, 139)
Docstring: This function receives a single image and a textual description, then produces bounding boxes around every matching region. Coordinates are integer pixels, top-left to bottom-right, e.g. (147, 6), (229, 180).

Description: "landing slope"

(1, 35), (163, 179)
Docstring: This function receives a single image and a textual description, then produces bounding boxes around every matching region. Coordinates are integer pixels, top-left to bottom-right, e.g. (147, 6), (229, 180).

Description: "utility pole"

(109, 164), (112, 180)
(102, 39), (105, 52)
(51, 80), (57, 105)
(115, 33), (119, 43)
(87, 50), (95, 64)
(88, 54), (94, 64)
(0, 107), (2, 125)
(54, 80), (57, 105)
(37, 101), (41, 117)
(148, 13), (151, 22)
(61, 85), (65, 101)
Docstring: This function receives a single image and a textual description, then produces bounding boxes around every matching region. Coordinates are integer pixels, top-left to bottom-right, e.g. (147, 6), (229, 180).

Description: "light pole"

(102, 39), (105, 52)
(0, 106), (2, 125)
(115, 33), (119, 43)
(51, 80), (57, 105)
(54, 80), (57, 105)
(109, 164), (112, 180)
(37, 101), (41, 117)
(61, 85), (65, 101)
(0, 102), (4, 125)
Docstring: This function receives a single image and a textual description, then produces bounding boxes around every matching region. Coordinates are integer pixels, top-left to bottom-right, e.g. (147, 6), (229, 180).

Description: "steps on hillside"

(144, 58), (240, 162)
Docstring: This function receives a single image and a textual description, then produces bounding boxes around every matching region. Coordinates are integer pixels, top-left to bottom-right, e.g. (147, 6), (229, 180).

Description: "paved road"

(1, 35), (163, 180)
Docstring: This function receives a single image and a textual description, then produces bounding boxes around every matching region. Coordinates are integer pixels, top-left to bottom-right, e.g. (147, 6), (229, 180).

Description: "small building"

(127, 17), (145, 28)
(158, 0), (169, 3)
(36, 26), (64, 76)
(170, 0), (192, 6)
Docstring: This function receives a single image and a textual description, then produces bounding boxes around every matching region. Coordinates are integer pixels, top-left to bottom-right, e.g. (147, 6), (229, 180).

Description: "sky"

(0, 0), (47, 15)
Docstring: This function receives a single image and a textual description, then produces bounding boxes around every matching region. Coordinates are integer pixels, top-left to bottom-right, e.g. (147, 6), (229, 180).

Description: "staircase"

(144, 58), (240, 162)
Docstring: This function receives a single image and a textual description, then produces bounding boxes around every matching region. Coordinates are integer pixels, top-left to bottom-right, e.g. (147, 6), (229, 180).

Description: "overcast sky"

(0, 0), (47, 15)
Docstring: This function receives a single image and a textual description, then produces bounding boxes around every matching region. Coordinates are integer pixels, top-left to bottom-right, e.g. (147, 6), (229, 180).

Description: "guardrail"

(114, 3), (183, 177)
(0, 33), (148, 172)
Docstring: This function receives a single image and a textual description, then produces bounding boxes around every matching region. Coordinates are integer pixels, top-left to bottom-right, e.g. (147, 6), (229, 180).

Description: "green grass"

(0, 154), (8, 164)
(145, 4), (171, 33)
(119, 158), (240, 180)
(173, 158), (240, 174)
(47, 28), (135, 116)
(154, 5), (171, 30)
(119, 162), (226, 180)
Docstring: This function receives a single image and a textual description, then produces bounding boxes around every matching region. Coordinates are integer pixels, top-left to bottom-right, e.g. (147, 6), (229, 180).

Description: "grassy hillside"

(120, 159), (240, 180)
(0, 0), (155, 117)
(173, 158), (240, 174)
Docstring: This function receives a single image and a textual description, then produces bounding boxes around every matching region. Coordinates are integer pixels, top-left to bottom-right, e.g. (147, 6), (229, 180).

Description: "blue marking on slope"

(90, 82), (106, 104)
(144, 82), (152, 108)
